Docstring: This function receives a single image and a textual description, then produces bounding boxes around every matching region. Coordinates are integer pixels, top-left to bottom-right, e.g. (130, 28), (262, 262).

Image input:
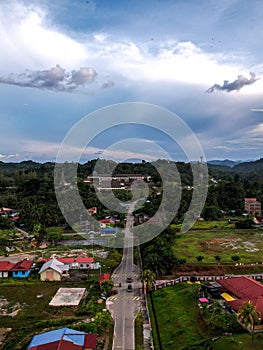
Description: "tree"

(214, 255), (222, 265)
(140, 269), (156, 292)
(46, 231), (62, 245)
(195, 255), (204, 262)
(237, 301), (261, 344)
(100, 280), (114, 295)
(231, 255), (240, 263)
(94, 311), (112, 335)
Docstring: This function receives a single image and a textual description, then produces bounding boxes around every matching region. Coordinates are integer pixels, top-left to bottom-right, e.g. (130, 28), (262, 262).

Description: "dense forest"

(0, 158), (263, 231)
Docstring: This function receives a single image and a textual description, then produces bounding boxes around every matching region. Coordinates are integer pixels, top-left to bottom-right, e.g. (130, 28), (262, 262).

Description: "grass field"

(172, 228), (263, 263)
(149, 283), (263, 350)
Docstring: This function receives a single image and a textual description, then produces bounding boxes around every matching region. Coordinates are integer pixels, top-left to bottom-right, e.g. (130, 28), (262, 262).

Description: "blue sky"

(1, 0), (263, 162)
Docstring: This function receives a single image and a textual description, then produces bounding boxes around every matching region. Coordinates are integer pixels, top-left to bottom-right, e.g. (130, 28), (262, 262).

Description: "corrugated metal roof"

(39, 258), (65, 274)
(11, 259), (33, 271)
(0, 261), (15, 271)
(27, 328), (97, 350)
(218, 276), (263, 299)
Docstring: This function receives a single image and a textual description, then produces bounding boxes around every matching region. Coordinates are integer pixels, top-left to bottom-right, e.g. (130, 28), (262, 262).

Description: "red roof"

(75, 257), (94, 263)
(84, 334), (97, 348)
(11, 259), (33, 271)
(99, 219), (111, 223)
(218, 276), (263, 299)
(28, 334), (97, 350)
(228, 296), (263, 318)
(57, 258), (75, 264)
(0, 261), (14, 271)
(245, 198), (258, 203)
(98, 273), (110, 283)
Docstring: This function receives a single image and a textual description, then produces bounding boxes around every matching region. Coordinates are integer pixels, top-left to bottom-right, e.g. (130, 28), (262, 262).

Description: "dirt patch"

(0, 298), (21, 317)
(0, 328), (12, 348)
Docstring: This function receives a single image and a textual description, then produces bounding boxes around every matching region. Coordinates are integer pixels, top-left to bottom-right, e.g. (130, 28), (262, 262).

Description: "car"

(127, 284), (133, 292)
(126, 276), (133, 283)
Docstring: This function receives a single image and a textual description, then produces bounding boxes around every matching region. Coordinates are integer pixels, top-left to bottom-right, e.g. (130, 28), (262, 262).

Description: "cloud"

(101, 80), (115, 89)
(0, 153), (19, 160)
(206, 72), (259, 93)
(0, 65), (98, 92)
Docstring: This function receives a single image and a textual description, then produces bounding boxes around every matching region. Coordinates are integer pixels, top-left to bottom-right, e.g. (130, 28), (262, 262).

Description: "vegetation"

(0, 279), (113, 349)
(237, 301), (261, 344)
(149, 283), (263, 350)
(135, 312), (144, 349)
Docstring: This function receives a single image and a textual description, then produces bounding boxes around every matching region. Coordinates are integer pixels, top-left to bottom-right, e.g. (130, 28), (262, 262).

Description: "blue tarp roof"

(28, 328), (85, 348)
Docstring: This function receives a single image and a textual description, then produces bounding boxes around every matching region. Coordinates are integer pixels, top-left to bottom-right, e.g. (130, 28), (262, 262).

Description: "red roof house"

(218, 277), (263, 319)
(27, 328), (97, 350)
(0, 261), (15, 278)
(11, 259), (33, 278)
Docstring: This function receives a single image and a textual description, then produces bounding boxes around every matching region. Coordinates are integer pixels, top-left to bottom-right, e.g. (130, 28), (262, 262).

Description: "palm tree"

(237, 301), (261, 344)
(140, 269), (156, 293)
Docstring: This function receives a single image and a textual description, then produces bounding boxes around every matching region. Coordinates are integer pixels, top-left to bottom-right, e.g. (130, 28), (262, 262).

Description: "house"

(37, 257), (95, 271)
(27, 328), (97, 350)
(87, 207), (97, 215)
(39, 258), (69, 281)
(76, 257), (94, 269)
(11, 259), (33, 278)
(100, 227), (120, 236)
(57, 257), (75, 269)
(245, 198), (261, 215)
(0, 261), (14, 278)
(218, 276), (263, 322)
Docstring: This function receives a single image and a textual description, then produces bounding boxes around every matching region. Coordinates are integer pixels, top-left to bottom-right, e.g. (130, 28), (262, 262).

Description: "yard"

(148, 283), (263, 350)
(172, 228), (263, 264)
(0, 280), (109, 349)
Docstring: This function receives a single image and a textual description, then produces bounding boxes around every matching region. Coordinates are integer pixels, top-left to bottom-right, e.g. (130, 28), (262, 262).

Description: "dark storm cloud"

(101, 80), (115, 89)
(0, 65), (98, 92)
(206, 72), (258, 93)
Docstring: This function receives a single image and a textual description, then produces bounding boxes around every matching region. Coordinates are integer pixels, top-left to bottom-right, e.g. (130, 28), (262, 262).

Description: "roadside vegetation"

(148, 283), (263, 350)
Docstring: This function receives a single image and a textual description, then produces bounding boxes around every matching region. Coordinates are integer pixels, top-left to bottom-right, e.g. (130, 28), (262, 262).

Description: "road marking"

(108, 296), (141, 301)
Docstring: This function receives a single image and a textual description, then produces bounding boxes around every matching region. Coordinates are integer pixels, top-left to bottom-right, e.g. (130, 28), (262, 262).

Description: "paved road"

(107, 209), (141, 350)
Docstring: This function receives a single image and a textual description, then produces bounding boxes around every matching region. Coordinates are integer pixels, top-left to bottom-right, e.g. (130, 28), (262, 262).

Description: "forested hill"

(1, 158), (263, 179)
(232, 158), (263, 172)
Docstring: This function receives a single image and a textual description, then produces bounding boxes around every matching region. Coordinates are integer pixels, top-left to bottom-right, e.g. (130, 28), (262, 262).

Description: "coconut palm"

(237, 301), (261, 343)
(140, 269), (156, 292)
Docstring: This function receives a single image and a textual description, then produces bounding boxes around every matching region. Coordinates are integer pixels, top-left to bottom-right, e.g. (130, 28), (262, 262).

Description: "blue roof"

(28, 328), (85, 348)
(100, 227), (120, 234)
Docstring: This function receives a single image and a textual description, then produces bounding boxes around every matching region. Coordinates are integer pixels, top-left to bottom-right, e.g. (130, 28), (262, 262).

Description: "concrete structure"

(49, 288), (86, 306)
(245, 198), (261, 215)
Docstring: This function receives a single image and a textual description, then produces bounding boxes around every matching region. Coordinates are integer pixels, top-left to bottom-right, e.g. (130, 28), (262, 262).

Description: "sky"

(1, 0), (263, 163)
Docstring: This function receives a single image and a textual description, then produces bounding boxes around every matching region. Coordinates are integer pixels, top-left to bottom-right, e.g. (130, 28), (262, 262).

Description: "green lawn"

(172, 228), (263, 263)
(149, 283), (263, 350)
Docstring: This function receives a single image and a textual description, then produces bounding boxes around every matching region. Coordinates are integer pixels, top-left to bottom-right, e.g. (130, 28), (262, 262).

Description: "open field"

(149, 283), (263, 350)
(173, 229), (263, 263)
(0, 280), (104, 350)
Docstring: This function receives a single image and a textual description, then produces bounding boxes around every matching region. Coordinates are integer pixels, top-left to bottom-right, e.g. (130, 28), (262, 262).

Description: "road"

(107, 208), (142, 350)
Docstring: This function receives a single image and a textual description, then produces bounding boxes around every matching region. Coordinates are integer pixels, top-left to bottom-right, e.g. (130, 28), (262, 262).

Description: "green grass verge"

(135, 312), (144, 349)
(149, 283), (263, 350)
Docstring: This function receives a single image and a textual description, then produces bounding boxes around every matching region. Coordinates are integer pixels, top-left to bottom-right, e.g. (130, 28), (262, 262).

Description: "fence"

(153, 273), (263, 290)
